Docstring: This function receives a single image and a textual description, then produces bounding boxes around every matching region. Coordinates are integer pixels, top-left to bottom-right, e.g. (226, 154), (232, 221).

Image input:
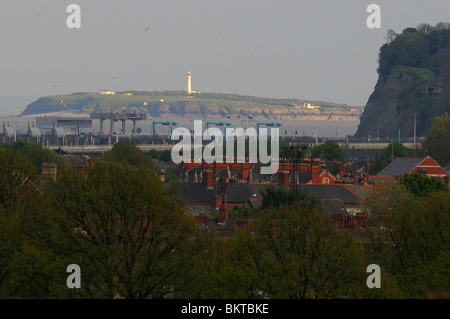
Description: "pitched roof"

(299, 184), (361, 205)
(185, 204), (216, 215)
(369, 176), (395, 183)
(174, 183), (216, 203)
(321, 199), (347, 215)
(346, 149), (384, 162)
(221, 183), (267, 204)
(377, 158), (424, 176)
(354, 185), (374, 199)
(344, 185), (362, 193)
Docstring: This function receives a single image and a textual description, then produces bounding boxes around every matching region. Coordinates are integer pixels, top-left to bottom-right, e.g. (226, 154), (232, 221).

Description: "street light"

(413, 113), (420, 144)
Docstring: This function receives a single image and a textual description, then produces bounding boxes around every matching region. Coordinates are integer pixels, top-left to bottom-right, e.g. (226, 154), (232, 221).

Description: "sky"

(0, 0), (449, 109)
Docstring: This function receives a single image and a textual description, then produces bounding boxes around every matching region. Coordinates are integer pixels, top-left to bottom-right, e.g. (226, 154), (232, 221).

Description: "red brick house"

(375, 156), (449, 185)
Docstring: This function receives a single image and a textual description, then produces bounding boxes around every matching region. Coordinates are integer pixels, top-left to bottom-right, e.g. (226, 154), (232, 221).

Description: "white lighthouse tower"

(187, 71), (192, 94)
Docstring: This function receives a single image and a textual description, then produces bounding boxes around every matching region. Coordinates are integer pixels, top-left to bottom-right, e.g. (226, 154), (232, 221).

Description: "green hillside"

(356, 23), (450, 138)
(20, 90), (359, 118)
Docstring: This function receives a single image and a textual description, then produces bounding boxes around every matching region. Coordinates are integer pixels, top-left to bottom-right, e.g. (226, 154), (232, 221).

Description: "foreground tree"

(260, 185), (322, 210)
(1, 141), (66, 172)
(0, 148), (37, 207)
(0, 150), (68, 298)
(102, 140), (157, 173)
(364, 189), (450, 298)
(362, 182), (413, 226)
(0, 159), (195, 298)
(177, 199), (368, 299)
(47, 161), (195, 298)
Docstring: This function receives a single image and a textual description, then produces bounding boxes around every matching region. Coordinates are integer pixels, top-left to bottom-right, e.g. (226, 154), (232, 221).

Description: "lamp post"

(413, 113), (419, 144)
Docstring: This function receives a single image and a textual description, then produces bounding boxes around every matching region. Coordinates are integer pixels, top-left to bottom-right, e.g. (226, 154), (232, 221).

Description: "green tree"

(0, 150), (74, 298)
(361, 182), (412, 226)
(176, 203), (367, 299)
(364, 189), (450, 298)
(229, 205), (253, 219)
(421, 115), (450, 166)
(46, 161), (195, 298)
(0, 199), (79, 298)
(0, 160), (195, 298)
(311, 140), (346, 161)
(400, 172), (447, 198)
(243, 203), (366, 298)
(148, 149), (172, 163)
(261, 184), (322, 210)
(1, 141), (66, 173)
(102, 140), (157, 172)
(0, 148), (37, 207)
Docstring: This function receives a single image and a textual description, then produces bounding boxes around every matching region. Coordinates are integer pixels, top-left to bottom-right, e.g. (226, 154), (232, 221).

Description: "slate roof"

(154, 161), (182, 177)
(377, 158), (424, 176)
(321, 199), (348, 216)
(299, 184), (361, 205)
(246, 197), (263, 209)
(220, 183), (267, 204)
(368, 176), (395, 183)
(250, 168), (277, 183)
(177, 183), (216, 203)
(346, 149), (383, 162)
(63, 155), (86, 165)
(354, 186), (374, 200)
(344, 185), (362, 193)
(168, 181), (363, 208)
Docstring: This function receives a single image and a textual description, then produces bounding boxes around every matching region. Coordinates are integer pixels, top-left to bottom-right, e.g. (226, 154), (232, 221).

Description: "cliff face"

(356, 65), (450, 138)
(355, 24), (450, 138)
(356, 68), (415, 138)
(144, 101), (359, 121)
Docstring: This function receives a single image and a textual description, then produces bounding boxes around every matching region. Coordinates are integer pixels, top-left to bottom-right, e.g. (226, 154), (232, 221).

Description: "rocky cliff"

(356, 24), (450, 139)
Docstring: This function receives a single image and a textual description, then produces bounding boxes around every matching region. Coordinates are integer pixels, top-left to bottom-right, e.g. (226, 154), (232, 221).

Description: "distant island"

(356, 23), (450, 138)
(20, 91), (362, 121)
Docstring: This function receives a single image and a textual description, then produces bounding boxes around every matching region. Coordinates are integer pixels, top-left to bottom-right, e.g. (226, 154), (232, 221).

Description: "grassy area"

(22, 90), (361, 115)
(399, 66), (446, 83)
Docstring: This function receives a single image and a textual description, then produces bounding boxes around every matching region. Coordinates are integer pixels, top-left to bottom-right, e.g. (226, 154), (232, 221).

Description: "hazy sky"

(1, 0), (449, 107)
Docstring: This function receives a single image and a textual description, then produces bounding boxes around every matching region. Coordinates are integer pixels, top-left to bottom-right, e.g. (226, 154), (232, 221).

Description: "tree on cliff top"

(421, 114), (450, 166)
(378, 23), (450, 78)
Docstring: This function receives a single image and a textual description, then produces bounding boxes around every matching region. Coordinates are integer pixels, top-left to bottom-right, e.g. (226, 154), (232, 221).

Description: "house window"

(323, 177), (330, 184)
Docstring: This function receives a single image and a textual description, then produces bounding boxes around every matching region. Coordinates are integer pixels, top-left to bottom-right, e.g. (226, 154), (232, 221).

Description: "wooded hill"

(356, 23), (450, 138)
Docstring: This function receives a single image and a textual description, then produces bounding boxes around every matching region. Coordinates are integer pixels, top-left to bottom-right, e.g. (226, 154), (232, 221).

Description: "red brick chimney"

(41, 162), (57, 182)
(218, 205), (229, 224)
(203, 168), (214, 189)
(212, 193), (222, 209)
(311, 164), (320, 184)
(241, 163), (249, 181)
(279, 170), (290, 187)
